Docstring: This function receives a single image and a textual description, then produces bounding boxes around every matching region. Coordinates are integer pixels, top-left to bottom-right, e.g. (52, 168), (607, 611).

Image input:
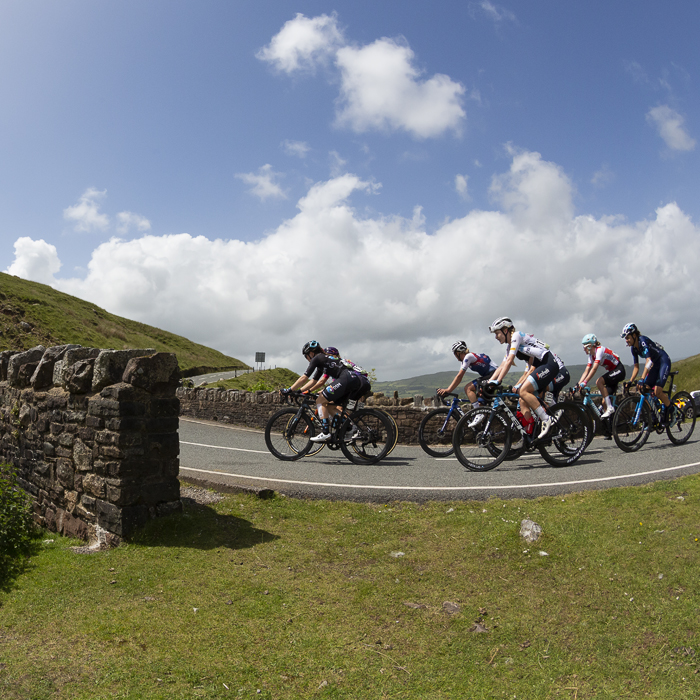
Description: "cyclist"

(437, 341), (497, 408)
(487, 317), (563, 439)
(285, 340), (371, 442)
(621, 323), (672, 422)
(576, 334), (626, 419)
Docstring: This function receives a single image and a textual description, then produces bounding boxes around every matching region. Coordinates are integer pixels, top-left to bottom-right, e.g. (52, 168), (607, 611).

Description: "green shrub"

(0, 463), (36, 573)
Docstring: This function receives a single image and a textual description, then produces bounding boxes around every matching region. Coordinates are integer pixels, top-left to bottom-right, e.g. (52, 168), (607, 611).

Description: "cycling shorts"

(602, 365), (626, 393)
(643, 357), (671, 389)
(469, 370), (495, 389)
(525, 353), (559, 393)
(549, 366), (570, 400)
(321, 370), (371, 403)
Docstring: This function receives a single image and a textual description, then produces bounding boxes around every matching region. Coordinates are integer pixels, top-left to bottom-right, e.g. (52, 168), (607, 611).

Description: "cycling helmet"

(451, 340), (468, 355)
(301, 340), (321, 357)
(489, 316), (514, 333)
(620, 323), (638, 338)
(581, 333), (598, 346)
(324, 346), (340, 357)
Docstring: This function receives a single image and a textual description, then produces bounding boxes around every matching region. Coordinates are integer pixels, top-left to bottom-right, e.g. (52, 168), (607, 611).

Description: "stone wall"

(177, 387), (438, 444)
(0, 345), (181, 544)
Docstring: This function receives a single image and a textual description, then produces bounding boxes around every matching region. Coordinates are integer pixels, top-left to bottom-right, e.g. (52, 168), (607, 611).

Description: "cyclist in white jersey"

(487, 317), (560, 439)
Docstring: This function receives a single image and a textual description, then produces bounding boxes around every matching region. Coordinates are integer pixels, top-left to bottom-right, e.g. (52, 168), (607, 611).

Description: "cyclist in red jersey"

(576, 334), (626, 419)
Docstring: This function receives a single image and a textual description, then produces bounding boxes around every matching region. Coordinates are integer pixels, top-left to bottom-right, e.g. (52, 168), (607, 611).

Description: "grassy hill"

(0, 273), (248, 376)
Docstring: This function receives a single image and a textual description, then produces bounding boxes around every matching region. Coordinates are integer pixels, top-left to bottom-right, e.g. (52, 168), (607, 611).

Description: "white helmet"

(489, 316), (514, 333)
(451, 340), (468, 355)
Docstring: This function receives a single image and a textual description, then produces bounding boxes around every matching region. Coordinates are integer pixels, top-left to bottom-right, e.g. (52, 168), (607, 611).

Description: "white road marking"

(181, 441), (269, 455)
(179, 461), (700, 491)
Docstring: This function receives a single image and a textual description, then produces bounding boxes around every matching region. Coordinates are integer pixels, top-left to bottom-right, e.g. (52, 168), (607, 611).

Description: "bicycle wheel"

(583, 403), (599, 446)
(452, 407), (511, 472)
(375, 408), (399, 456)
(305, 409), (326, 456)
(538, 401), (590, 466)
(418, 407), (459, 457)
(612, 395), (652, 453)
(340, 408), (394, 465)
(666, 391), (696, 445)
(264, 408), (314, 461)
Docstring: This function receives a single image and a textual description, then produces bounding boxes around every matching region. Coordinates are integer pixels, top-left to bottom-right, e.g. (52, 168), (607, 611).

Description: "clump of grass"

(1, 476), (699, 698)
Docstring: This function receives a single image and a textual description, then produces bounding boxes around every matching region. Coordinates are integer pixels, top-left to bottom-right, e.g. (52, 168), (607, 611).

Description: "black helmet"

(302, 340), (321, 357)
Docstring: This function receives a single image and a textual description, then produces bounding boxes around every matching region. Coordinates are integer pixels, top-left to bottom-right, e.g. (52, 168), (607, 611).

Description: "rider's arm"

(491, 351), (516, 384)
(579, 361), (600, 386)
(439, 368), (466, 395)
(628, 362), (640, 383)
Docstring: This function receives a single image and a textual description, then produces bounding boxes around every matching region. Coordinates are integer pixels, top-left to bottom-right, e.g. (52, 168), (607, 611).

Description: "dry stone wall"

(0, 345), (181, 544)
(177, 387), (439, 444)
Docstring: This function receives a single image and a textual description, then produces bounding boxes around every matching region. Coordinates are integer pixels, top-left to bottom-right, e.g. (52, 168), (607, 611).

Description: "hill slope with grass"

(0, 273), (248, 376)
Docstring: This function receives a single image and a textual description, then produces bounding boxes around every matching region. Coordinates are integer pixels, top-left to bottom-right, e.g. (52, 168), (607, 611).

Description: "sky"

(2, 0), (699, 380)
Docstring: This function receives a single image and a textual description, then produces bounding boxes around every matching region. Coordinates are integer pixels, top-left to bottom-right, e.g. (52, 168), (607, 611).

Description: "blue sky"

(2, 1), (699, 379)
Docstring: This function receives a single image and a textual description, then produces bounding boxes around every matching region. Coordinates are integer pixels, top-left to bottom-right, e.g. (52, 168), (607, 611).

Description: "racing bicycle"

(265, 391), (396, 464)
(418, 391), (472, 457)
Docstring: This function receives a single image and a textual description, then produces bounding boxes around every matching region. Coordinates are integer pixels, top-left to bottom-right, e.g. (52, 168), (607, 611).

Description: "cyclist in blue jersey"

(621, 323), (672, 421)
(438, 341), (497, 408)
(487, 317), (564, 439)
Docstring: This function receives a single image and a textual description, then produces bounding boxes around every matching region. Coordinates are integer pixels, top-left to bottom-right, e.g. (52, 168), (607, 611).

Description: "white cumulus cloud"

(235, 164), (287, 200)
(646, 105), (696, 152)
(10, 149), (700, 379)
(256, 13), (344, 73)
(258, 15), (466, 139)
(335, 38), (465, 138)
(63, 188), (110, 233)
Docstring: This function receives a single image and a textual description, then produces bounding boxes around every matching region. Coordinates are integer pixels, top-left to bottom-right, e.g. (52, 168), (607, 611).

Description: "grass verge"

(1, 477), (699, 699)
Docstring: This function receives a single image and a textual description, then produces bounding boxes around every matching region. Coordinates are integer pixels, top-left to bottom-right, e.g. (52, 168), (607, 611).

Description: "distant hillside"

(372, 357), (700, 397)
(0, 273), (248, 376)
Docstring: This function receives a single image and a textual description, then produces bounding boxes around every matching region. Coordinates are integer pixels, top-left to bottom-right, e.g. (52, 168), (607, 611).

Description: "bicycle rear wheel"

(538, 401), (590, 466)
(452, 408), (511, 472)
(418, 407), (458, 457)
(340, 409), (394, 465)
(612, 395), (651, 452)
(666, 391), (696, 445)
(264, 408), (314, 461)
(375, 408), (399, 456)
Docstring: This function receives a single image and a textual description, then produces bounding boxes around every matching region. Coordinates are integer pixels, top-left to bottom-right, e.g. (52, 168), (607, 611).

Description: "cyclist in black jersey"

(285, 340), (371, 442)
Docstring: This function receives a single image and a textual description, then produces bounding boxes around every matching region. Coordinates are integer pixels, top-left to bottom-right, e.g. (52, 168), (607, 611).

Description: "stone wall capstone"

(0, 345), (181, 545)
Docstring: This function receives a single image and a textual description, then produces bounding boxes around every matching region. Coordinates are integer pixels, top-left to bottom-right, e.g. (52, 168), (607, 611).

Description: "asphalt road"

(178, 417), (700, 501)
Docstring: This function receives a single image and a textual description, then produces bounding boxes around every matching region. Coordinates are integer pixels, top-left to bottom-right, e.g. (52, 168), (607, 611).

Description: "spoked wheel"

(666, 391), (696, 445)
(264, 408), (314, 461)
(452, 408), (511, 472)
(340, 408), (394, 465)
(612, 395), (651, 452)
(418, 407), (459, 457)
(538, 401), (590, 467)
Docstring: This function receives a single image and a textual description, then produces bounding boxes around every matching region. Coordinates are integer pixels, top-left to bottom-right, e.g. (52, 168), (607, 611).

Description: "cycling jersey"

(460, 352), (497, 377)
(507, 332), (550, 365)
(631, 336), (669, 366)
(304, 352), (346, 381)
(587, 346), (621, 372)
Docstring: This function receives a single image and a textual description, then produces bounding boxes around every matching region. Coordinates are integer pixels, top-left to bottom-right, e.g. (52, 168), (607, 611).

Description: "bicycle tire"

(583, 403), (599, 446)
(304, 409), (326, 456)
(264, 408), (315, 461)
(538, 401), (590, 467)
(452, 407), (511, 472)
(418, 407), (459, 457)
(340, 408), (394, 465)
(612, 395), (651, 453)
(666, 391), (696, 446)
(375, 408), (399, 456)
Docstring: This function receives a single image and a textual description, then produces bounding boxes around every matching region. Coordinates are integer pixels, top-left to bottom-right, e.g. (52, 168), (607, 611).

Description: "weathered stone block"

(93, 350), (155, 392)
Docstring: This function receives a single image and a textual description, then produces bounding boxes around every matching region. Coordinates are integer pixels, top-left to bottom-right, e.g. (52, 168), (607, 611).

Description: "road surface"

(178, 417), (700, 501)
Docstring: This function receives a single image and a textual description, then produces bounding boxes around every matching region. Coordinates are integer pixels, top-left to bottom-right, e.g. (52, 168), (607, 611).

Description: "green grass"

(0, 273), (248, 375)
(199, 368), (300, 392)
(1, 477), (699, 698)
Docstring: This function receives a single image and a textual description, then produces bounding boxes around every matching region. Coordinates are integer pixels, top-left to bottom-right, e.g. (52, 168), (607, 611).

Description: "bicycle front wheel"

(340, 409), (394, 465)
(612, 395), (651, 452)
(538, 401), (590, 467)
(418, 407), (459, 457)
(452, 408), (511, 472)
(265, 408), (314, 461)
(666, 391), (696, 445)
